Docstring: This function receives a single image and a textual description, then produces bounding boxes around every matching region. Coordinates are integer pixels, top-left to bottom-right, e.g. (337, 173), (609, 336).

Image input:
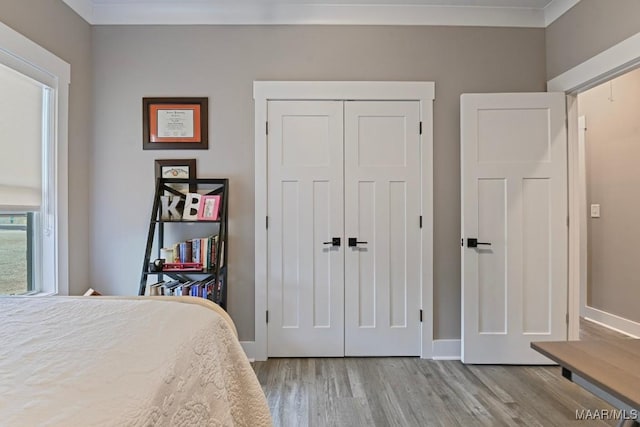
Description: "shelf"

(144, 269), (219, 275)
(152, 220), (221, 224)
(140, 177), (229, 309)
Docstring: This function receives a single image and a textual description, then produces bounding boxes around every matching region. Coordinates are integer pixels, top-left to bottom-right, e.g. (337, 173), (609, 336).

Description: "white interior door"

(267, 100), (345, 357)
(461, 93), (568, 364)
(344, 101), (422, 356)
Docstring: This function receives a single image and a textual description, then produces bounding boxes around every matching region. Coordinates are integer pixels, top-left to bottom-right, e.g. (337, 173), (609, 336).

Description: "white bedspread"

(0, 297), (271, 427)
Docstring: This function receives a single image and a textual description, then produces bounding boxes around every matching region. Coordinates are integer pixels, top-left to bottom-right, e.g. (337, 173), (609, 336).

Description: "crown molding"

(63, 0), (580, 27)
(543, 0), (580, 26)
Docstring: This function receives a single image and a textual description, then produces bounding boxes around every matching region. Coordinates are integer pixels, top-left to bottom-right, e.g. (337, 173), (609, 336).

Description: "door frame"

(253, 81), (435, 361)
(548, 31), (640, 340)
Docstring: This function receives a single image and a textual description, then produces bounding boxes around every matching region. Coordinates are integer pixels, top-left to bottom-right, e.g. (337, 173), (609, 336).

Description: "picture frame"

(154, 159), (197, 194)
(143, 97), (208, 150)
(197, 195), (221, 221)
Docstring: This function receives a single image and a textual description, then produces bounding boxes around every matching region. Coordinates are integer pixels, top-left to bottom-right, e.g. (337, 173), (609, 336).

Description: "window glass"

(0, 214), (30, 294)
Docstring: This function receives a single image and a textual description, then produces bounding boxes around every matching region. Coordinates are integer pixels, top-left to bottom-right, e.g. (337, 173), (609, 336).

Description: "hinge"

(266, 121), (269, 135)
(419, 216), (423, 228)
(566, 313), (569, 324)
(266, 310), (269, 323)
(266, 216), (269, 229)
(419, 309), (423, 322)
(567, 216), (569, 227)
(419, 121), (423, 135)
(461, 238), (464, 247)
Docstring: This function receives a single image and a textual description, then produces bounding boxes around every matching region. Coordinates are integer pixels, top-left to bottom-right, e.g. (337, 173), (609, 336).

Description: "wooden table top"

(531, 339), (640, 410)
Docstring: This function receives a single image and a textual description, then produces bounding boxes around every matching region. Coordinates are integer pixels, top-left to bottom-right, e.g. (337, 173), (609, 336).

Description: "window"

(0, 22), (70, 295)
(0, 213), (35, 294)
(0, 63), (45, 295)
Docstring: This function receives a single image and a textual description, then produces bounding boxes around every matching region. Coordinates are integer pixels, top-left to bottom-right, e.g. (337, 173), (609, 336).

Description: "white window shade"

(0, 185), (40, 211)
(0, 63), (42, 211)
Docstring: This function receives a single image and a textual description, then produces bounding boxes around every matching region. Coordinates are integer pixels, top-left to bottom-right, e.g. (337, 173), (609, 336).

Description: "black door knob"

(348, 237), (368, 247)
(323, 237), (341, 247)
(467, 238), (492, 248)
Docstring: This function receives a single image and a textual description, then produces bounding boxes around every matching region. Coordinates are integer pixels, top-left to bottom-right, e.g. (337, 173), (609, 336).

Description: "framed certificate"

(143, 97), (208, 150)
(154, 158), (197, 193)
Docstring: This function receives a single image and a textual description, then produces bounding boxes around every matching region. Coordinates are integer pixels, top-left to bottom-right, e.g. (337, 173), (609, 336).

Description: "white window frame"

(253, 81), (435, 361)
(0, 21), (70, 295)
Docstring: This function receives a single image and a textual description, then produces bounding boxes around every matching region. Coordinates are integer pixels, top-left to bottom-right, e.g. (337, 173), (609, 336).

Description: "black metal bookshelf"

(138, 177), (229, 309)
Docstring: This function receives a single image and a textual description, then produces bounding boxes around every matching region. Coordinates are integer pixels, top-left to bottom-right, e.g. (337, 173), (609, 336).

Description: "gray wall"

(546, 0), (640, 80)
(0, 0), (92, 296)
(91, 25), (546, 341)
(579, 67), (640, 324)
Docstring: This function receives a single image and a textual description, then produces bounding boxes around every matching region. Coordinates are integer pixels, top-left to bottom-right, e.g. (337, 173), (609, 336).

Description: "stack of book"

(147, 275), (225, 304)
(160, 235), (220, 270)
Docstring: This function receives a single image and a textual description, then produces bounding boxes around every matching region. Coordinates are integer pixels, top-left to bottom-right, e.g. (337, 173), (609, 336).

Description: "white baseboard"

(583, 306), (640, 338)
(432, 339), (461, 360)
(242, 339), (461, 360)
(240, 341), (256, 362)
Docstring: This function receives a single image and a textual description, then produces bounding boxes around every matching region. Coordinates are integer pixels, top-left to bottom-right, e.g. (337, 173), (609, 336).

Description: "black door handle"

(467, 238), (491, 248)
(323, 237), (341, 247)
(348, 237), (368, 247)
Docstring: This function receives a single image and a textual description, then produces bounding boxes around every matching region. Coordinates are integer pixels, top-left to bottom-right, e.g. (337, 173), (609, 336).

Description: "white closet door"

(344, 101), (422, 356)
(267, 100), (345, 357)
(461, 93), (568, 364)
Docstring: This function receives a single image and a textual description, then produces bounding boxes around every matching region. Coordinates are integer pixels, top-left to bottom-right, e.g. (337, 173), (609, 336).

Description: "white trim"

(254, 81), (434, 361)
(577, 116), (587, 320)
(583, 307), (640, 339)
(549, 30), (640, 345)
(548, 32), (640, 93)
(0, 22), (70, 86)
(0, 22), (70, 296)
(565, 95), (580, 341)
(240, 341), (256, 362)
(254, 81), (435, 102)
(432, 339), (461, 360)
(70, 2), (551, 27)
(254, 86), (268, 361)
(420, 87), (435, 360)
(543, 0), (580, 27)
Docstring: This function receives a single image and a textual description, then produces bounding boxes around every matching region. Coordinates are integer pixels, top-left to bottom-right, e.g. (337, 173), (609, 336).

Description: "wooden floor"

(253, 319), (630, 427)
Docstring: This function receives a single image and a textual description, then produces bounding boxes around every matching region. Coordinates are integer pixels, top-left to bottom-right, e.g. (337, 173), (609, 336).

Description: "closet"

(266, 99), (422, 357)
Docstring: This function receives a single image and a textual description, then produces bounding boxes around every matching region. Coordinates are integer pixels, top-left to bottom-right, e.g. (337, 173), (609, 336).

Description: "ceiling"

(62, 0), (580, 26)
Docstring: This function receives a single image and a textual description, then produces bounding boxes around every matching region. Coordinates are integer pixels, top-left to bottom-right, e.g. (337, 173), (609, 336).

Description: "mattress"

(0, 296), (271, 426)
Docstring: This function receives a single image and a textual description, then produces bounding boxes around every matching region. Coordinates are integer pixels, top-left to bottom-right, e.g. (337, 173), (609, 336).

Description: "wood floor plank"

(253, 319), (626, 426)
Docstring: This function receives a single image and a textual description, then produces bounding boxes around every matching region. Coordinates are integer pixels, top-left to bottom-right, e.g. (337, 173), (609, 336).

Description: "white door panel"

(268, 100), (422, 357)
(344, 101), (421, 356)
(267, 100), (344, 357)
(461, 93), (567, 364)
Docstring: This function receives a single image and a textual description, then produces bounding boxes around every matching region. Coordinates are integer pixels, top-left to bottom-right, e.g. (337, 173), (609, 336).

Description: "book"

(207, 236), (213, 270)
(148, 281), (165, 296)
(179, 241), (193, 263)
(211, 235), (219, 268)
(192, 239), (201, 264)
(173, 242), (181, 264)
(162, 262), (202, 272)
(201, 238), (208, 270)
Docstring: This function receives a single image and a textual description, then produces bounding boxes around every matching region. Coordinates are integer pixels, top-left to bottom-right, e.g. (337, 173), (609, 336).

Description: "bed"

(0, 296), (272, 426)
